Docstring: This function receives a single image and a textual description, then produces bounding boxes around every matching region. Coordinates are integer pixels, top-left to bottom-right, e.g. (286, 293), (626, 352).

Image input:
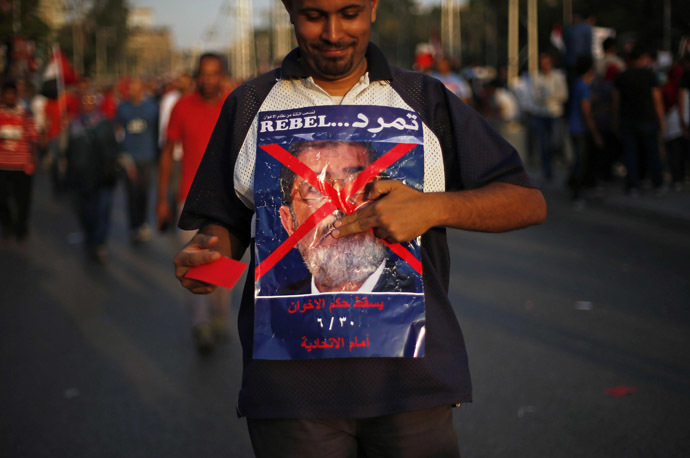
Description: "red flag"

(43, 49), (79, 86)
(551, 24), (565, 53)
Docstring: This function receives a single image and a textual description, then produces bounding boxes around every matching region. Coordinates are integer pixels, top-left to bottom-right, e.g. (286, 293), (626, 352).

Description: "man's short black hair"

(575, 55), (594, 76)
(280, 141), (379, 205)
(629, 44), (653, 61)
(602, 37), (617, 53)
(195, 53), (227, 77)
(1, 80), (17, 94)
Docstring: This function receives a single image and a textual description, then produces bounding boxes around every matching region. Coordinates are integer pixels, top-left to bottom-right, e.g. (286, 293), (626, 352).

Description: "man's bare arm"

(652, 87), (666, 135)
(156, 141), (175, 227)
(679, 88), (688, 136)
(612, 89), (620, 136)
(333, 181), (546, 243)
(582, 98), (603, 148)
(174, 223), (247, 294)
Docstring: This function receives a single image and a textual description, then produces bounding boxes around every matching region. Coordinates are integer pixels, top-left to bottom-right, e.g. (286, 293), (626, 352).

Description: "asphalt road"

(1, 172), (689, 457)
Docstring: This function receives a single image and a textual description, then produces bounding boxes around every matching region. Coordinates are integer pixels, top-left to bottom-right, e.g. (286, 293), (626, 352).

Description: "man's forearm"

(653, 88), (665, 130)
(334, 180), (546, 243)
(157, 142), (174, 204)
(430, 182), (546, 233)
(612, 90), (620, 132)
(679, 89), (688, 131)
(582, 100), (601, 141)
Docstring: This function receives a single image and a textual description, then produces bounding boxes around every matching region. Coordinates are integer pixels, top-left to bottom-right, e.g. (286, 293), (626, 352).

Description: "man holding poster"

(174, 0), (546, 456)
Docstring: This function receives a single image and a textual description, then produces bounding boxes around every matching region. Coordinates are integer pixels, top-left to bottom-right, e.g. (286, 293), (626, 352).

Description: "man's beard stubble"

(297, 214), (386, 291)
(307, 41), (358, 79)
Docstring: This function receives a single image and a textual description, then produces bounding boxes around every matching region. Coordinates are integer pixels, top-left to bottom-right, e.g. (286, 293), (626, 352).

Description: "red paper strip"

(185, 256), (248, 289)
(604, 386), (637, 397)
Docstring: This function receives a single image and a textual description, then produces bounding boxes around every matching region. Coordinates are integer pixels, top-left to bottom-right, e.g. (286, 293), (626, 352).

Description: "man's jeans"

(532, 115), (557, 179)
(620, 120), (662, 191)
(75, 188), (114, 247)
(124, 160), (154, 230)
(0, 170), (32, 239)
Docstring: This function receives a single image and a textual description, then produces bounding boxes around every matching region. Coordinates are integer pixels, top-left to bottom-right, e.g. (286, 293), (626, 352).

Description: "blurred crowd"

(0, 58), (240, 255)
(1, 53), (239, 353)
(2, 25), (689, 354)
(2, 33), (690, 257)
(415, 33), (690, 209)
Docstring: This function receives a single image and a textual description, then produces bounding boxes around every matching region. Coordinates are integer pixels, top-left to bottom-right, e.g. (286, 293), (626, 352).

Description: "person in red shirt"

(43, 93), (70, 195)
(66, 77), (91, 118)
(157, 54), (231, 354)
(100, 85), (118, 121)
(0, 81), (38, 241)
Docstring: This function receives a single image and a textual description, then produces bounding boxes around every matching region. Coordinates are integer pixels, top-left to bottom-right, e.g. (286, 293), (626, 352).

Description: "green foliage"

(58, 0), (129, 77)
(463, 0), (690, 68)
(372, 0), (440, 68)
(0, 0), (50, 40)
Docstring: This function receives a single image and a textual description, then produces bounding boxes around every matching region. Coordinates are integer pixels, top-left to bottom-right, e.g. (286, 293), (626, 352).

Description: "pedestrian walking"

(0, 80), (38, 242)
(65, 91), (119, 263)
(567, 55), (602, 206)
(158, 73), (193, 226)
(614, 45), (666, 195)
(532, 53), (568, 181)
(116, 77), (159, 244)
(662, 62), (689, 191)
(157, 54), (231, 354)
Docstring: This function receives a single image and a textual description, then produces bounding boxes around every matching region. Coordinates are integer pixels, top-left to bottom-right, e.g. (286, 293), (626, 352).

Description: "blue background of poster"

(253, 105), (426, 359)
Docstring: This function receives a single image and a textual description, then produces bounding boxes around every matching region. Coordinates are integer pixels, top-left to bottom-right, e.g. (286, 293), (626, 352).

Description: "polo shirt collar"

(280, 42), (393, 82)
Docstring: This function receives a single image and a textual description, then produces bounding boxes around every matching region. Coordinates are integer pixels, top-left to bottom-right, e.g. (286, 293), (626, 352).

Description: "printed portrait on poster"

(253, 105), (427, 359)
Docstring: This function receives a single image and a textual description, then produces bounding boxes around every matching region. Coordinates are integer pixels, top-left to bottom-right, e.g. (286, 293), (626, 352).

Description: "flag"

(551, 24), (566, 53)
(41, 47), (79, 100)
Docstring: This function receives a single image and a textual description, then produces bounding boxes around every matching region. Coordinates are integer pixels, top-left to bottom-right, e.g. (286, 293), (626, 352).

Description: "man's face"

(197, 57), (223, 99)
(436, 58), (452, 75)
(77, 79), (90, 94)
(284, 0), (378, 82)
(279, 142), (386, 291)
(81, 94), (98, 113)
(639, 54), (652, 68)
(177, 74), (193, 93)
(129, 78), (145, 102)
(539, 54), (552, 73)
(1, 88), (18, 108)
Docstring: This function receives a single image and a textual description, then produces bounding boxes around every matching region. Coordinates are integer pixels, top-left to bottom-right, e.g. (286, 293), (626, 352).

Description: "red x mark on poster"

(255, 143), (423, 281)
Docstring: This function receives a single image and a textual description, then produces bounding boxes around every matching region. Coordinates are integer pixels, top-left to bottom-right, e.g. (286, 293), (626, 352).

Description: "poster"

(253, 105), (426, 359)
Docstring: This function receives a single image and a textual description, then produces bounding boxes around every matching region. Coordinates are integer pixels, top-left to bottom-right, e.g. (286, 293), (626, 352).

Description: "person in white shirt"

(532, 53), (568, 181)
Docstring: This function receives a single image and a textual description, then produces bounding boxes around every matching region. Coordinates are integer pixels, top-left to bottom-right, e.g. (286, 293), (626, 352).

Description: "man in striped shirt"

(0, 80), (38, 241)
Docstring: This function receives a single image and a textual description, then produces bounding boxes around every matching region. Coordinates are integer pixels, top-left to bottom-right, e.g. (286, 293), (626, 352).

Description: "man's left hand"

(332, 180), (435, 243)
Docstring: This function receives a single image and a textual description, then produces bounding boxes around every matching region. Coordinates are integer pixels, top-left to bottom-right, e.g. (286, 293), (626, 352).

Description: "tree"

(88, 0), (128, 74)
(456, 0), (690, 71)
(58, 0), (128, 78)
(372, 0), (438, 69)
(0, 0), (50, 40)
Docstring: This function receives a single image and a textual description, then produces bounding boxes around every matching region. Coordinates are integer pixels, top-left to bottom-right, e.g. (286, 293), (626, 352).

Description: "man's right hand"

(174, 233), (222, 294)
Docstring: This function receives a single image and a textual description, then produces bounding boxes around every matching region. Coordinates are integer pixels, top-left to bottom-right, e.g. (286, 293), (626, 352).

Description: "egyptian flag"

(550, 24), (566, 54)
(40, 47), (79, 100)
